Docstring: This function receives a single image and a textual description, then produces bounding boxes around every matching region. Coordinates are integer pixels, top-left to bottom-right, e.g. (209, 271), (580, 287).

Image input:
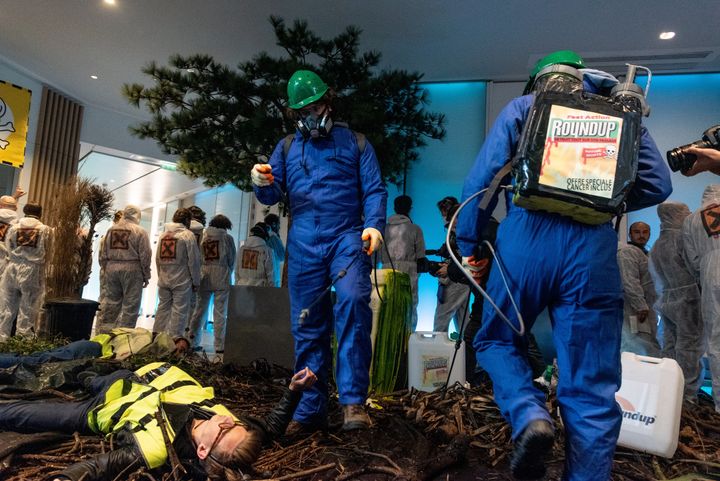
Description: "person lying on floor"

(0, 327), (190, 369)
(0, 361), (316, 481)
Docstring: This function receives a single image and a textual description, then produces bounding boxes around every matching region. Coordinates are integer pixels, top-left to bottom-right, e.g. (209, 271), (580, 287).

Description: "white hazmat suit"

(617, 242), (661, 357)
(683, 184), (720, 412)
(0, 215), (50, 338)
(96, 206), (151, 332)
(154, 222), (201, 338)
(0, 207), (18, 275)
(649, 201), (704, 398)
(235, 226), (274, 287)
(188, 226), (236, 352)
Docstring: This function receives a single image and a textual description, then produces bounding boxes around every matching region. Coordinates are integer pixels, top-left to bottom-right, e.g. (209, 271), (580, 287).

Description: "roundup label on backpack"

(539, 105), (623, 199)
(512, 91), (641, 225)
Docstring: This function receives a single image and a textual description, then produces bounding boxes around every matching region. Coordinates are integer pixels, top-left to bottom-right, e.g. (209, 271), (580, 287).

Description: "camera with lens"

(666, 125), (720, 173)
(417, 257), (445, 276)
(417, 248), (448, 276)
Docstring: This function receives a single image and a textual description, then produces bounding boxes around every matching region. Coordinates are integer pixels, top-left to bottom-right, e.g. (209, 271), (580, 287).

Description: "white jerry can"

(408, 332), (465, 392)
(616, 352), (684, 458)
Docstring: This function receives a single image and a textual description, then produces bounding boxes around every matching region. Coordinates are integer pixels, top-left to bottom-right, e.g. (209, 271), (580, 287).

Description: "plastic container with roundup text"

(616, 352), (684, 458)
(408, 332), (465, 392)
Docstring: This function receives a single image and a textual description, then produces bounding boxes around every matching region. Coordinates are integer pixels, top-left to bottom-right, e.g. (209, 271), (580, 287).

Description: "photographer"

(430, 204), (470, 336)
(667, 125), (720, 176)
(682, 147), (720, 176)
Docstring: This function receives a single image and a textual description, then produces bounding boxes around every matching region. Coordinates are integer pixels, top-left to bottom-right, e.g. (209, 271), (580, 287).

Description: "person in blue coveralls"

(250, 70), (387, 432)
(456, 51), (672, 480)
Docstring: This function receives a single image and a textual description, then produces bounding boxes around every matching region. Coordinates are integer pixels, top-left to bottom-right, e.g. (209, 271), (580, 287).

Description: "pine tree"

(123, 16), (446, 191)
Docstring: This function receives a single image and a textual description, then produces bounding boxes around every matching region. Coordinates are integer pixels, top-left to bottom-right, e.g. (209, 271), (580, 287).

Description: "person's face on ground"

(174, 338), (190, 355)
(192, 415), (248, 460)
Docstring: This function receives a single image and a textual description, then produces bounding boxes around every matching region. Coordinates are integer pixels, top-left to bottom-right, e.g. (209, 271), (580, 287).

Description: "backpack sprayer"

(438, 64), (652, 390)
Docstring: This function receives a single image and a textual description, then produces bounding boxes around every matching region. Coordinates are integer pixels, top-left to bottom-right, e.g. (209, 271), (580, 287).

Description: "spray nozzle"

(611, 63), (653, 116)
(623, 63), (652, 98)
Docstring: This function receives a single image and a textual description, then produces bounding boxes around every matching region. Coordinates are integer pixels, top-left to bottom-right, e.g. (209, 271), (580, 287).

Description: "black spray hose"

(441, 287), (473, 398)
(446, 186), (526, 336)
(299, 234), (391, 324)
(298, 247), (366, 325)
(371, 239), (396, 304)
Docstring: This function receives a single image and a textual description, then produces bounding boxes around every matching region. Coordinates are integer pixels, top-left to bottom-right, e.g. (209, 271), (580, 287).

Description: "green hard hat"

(524, 50), (585, 94)
(287, 70), (329, 109)
(530, 50), (585, 78)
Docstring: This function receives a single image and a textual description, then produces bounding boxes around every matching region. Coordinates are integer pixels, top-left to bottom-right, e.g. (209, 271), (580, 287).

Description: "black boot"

(510, 419), (554, 480)
(77, 370), (99, 390)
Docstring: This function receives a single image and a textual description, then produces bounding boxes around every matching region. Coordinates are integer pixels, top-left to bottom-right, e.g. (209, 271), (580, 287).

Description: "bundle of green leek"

(370, 269), (412, 394)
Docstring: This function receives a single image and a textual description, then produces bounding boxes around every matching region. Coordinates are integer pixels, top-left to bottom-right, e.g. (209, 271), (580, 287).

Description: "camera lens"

(666, 148), (690, 172)
(665, 142), (703, 173)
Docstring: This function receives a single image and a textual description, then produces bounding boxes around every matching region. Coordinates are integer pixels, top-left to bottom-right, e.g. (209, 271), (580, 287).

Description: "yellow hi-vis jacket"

(90, 328), (175, 360)
(86, 362), (238, 469)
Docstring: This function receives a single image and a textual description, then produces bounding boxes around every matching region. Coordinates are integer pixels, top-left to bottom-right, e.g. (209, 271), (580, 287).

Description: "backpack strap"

(478, 162), (513, 211)
(282, 130), (366, 158)
(282, 134), (295, 159)
(354, 131), (366, 155)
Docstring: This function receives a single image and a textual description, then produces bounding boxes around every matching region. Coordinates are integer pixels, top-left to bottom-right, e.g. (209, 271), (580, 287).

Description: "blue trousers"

(474, 209), (623, 481)
(0, 370), (132, 434)
(288, 230), (372, 425)
(0, 340), (103, 368)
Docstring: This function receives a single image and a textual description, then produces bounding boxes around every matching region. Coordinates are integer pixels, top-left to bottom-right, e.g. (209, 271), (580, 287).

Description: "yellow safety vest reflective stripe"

(87, 362), (238, 469)
(90, 328), (154, 360)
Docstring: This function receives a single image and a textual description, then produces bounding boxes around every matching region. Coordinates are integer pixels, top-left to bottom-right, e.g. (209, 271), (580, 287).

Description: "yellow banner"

(0, 81), (32, 169)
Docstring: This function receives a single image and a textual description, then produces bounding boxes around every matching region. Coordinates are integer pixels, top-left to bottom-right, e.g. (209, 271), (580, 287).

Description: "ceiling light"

(103, 0), (116, 5)
(90, 75), (99, 80)
(659, 31), (675, 40)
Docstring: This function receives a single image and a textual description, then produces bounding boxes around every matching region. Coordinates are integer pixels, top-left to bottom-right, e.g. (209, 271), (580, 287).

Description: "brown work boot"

(285, 419), (326, 437)
(342, 404), (371, 431)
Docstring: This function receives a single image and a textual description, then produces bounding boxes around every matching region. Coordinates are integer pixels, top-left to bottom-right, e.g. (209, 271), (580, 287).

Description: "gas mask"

(296, 105), (333, 139)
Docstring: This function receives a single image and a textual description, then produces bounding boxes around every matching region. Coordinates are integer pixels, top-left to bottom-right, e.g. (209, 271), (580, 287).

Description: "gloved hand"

(361, 228), (383, 255)
(251, 164), (274, 187)
(462, 255), (489, 284)
(289, 367), (317, 392)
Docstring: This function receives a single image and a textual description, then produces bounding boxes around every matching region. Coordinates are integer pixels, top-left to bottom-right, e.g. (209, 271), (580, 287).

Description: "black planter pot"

(44, 298), (99, 341)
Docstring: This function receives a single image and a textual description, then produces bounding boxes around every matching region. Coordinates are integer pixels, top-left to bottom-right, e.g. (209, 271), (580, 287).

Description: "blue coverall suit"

(254, 125), (387, 425)
(456, 79), (672, 481)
